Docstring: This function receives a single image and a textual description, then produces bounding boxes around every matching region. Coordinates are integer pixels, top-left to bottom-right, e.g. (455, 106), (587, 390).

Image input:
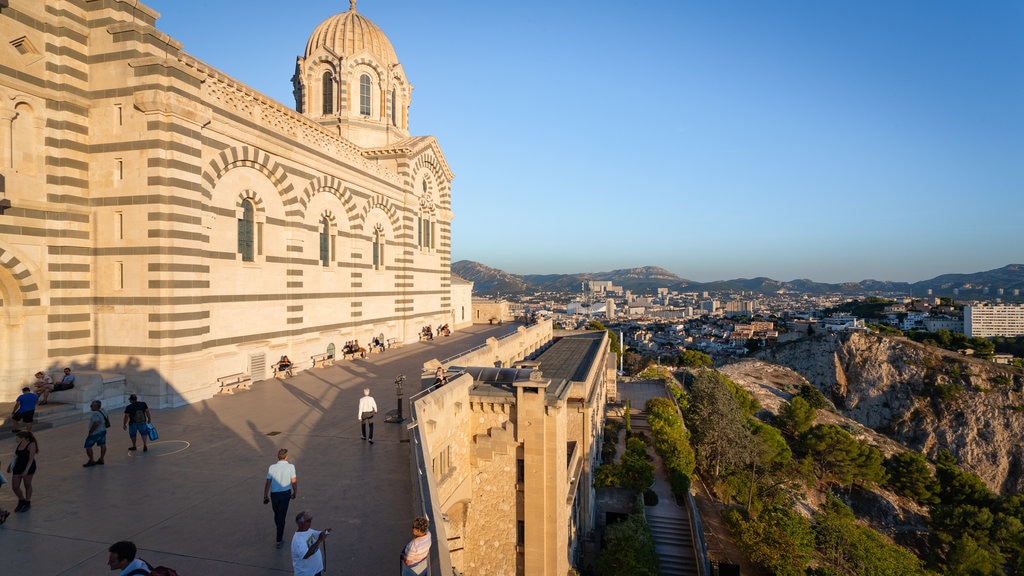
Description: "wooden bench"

(217, 373), (252, 394)
(311, 352), (333, 368)
(272, 362), (294, 378)
(387, 338), (402, 349)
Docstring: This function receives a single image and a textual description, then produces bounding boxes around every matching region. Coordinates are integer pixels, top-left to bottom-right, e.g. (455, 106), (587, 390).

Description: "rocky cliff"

(757, 331), (1024, 495)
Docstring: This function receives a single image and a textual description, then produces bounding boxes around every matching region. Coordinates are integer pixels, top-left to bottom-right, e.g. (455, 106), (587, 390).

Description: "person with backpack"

(107, 540), (149, 574)
(106, 540), (178, 575)
(123, 394), (153, 452)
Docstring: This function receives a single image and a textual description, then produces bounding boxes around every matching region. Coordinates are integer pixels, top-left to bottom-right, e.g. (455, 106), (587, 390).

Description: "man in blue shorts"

(122, 394), (153, 452)
(83, 400), (108, 467)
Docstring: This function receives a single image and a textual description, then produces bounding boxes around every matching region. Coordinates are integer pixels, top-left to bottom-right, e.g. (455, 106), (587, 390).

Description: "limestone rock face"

(761, 332), (1024, 495)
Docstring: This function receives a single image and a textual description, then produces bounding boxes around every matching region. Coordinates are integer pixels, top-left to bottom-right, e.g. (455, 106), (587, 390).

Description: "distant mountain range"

(452, 261), (1024, 299)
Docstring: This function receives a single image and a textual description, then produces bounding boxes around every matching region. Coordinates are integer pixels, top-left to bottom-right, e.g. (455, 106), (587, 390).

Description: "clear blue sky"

(145, 0), (1022, 284)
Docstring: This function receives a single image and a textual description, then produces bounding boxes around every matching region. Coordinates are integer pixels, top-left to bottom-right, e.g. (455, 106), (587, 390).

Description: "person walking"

(264, 448), (298, 549)
(11, 386), (39, 433)
(357, 388), (377, 444)
(400, 516), (432, 576)
(83, 400), (108, 467)
(123, 394), (153, 452)
(291, 511), (330, 576)
(11, 430), (38, 513)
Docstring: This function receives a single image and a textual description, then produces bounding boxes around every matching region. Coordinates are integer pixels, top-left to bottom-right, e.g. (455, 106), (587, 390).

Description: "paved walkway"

(0, 323), (510, 575)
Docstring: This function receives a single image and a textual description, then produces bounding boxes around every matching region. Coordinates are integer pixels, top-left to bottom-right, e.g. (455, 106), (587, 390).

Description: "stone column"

(0, 109), (16, 169)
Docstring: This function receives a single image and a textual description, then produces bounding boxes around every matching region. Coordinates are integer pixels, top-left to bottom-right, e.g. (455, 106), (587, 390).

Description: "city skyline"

(145, 0), (1023, 284)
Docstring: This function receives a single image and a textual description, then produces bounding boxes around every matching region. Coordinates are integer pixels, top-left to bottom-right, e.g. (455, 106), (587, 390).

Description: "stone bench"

(310, 353), (333, 368)
(216, 372), (252, 394)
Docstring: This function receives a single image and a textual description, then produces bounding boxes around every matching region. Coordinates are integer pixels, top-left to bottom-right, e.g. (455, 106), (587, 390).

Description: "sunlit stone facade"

(0, 0), (461, 404)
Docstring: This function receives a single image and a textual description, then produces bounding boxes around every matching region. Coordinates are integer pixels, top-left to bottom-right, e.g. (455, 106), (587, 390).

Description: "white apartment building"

(965, 304), (1024, 338)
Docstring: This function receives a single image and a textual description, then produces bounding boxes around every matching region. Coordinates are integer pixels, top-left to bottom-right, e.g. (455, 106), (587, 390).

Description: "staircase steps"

(647, 513), (700, 576)
(0, 401), (91, 432)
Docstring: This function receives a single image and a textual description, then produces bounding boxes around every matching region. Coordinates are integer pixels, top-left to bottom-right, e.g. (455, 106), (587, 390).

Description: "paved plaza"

(0, 323), (511, 575)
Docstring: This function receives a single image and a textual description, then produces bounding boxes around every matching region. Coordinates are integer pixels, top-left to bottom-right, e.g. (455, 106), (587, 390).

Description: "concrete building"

(965, 304), (1024, 338)
(923, 316), (964, 334)
(0, 0), (465, 403)
(412, 328), (614, 575)
(724, 300), (754, 317)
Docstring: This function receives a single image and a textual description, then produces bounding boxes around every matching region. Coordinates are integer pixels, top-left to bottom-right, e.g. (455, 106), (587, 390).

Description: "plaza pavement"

(0, 322), (511, 575)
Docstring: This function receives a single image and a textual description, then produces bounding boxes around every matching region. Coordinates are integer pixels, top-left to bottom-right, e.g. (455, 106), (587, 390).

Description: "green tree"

(678, 349), (712, 368)
(777, 396), (817, 437)
(886, 451), (940, 505)
(814, 495), (928, 575)
(800, 424), (887, 488)
(686, 371), (752, 478)
(594, 464), (620, 488)
(618, 437), (654, 492)
(726, 506), (814, 576)
(797, 384), (828, 409)
(595, 499), (659, 576)
(936, 462), (993, 507)
(742, 420), (794, 510)
(943, 533), (1003, 576)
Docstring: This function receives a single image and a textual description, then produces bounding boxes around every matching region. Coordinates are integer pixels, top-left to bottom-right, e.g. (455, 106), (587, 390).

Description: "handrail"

(439, 327), (522, 365)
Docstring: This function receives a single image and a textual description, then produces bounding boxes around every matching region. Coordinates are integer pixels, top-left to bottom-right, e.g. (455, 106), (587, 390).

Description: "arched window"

(319, 217), (331, 267)
(372, 226), (384, 269)
(359, 74), (371, 116)
(238, 199), (255, 262)
(418, 181), (434, 250)
(390, 89), (397, 126)
(322, 71), (334, 115)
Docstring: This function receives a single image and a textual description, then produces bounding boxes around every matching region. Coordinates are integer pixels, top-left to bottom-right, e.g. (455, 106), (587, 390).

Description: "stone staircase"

(632, 405), (701, 576)
(647, 512), (700, 576)
(0, 400), (94, 432)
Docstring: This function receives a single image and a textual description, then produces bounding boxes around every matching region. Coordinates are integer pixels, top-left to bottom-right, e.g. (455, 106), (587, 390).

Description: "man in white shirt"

(357, 388), (378, 444)
(264, 448), (298, 548)
(291, 511), (331, 576)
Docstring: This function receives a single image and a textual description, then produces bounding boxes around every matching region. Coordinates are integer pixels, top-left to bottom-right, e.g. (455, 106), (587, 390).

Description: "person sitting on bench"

(277, 356), (293, 376)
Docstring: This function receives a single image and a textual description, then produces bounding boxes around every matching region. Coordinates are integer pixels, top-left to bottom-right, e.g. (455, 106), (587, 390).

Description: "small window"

(319, 217), (331, 267)
(238, 199), (255, 262)
(372, 227), (384, 269)
(322, 71), (334, 115)
(390, 88), (397, 126)
(359, 74), (371, 116)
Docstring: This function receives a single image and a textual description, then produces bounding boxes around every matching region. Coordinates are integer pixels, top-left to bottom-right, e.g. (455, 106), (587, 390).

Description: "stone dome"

(304, 0), (398, 69)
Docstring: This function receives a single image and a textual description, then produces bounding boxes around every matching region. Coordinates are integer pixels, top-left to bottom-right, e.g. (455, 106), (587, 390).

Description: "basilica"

(0, 0), (467, 404)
